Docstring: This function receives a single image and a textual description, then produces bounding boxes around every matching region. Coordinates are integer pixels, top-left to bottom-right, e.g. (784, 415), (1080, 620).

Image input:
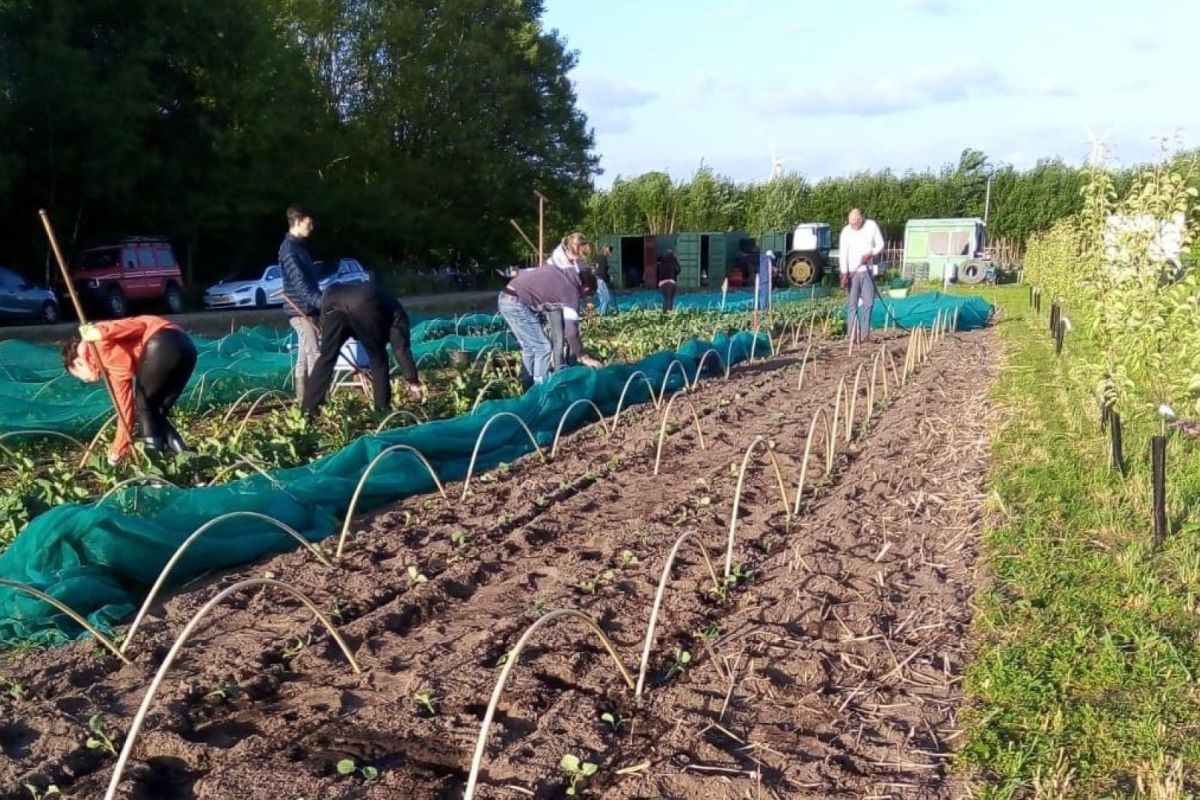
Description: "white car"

(204, 264), (283, 309)
(317, 258), (370, 291)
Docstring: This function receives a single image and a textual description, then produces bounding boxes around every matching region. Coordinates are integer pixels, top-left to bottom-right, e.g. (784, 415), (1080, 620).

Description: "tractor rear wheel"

(786, 251), (820, 286)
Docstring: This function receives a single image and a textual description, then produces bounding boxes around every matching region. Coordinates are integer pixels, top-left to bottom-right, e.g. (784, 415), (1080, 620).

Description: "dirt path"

(0, 329), (999, 800)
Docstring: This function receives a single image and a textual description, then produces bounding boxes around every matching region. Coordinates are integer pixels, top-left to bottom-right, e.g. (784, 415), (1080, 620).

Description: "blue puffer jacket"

(279, 234), (322, 317)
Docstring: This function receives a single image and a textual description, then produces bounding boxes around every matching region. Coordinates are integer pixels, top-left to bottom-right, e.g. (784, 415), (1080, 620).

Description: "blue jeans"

(846, 271), (876, 342)
(756, 261), (771, 311)
(596, 278), (613, 315)
(499, 293), (552, 385)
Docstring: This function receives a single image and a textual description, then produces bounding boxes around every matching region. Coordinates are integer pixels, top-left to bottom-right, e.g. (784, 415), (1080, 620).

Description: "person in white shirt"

(839, 208), (885, 343)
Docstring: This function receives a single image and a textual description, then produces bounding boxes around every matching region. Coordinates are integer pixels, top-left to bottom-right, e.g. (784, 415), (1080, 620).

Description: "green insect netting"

(0, 331), (765, 645)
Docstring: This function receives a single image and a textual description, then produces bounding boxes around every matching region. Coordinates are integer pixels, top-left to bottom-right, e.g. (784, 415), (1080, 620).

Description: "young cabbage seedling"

(406, 565), (428, 586)
(84, 714), (118, 757)
(599, 711), (627, 732)
(204, 681), (241, 703)
(336, 758), (380, 782)
(559, 753), (599, 796)
(619, 550), (639, 568)
(23, 785), (59, 800)
(1, 675), (27, 700)
(413, 689), (437, 716)
(665, 648), (692, 680)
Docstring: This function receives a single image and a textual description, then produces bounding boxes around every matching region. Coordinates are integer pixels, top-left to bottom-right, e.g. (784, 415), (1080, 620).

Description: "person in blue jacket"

(278, 205), (324, 402)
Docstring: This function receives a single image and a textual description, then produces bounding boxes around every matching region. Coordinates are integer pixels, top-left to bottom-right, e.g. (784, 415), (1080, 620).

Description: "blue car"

(0, 266), (61, 325)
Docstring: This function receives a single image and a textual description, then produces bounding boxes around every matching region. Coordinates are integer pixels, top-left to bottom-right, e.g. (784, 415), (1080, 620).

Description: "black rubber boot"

(164, 421), (194, 454)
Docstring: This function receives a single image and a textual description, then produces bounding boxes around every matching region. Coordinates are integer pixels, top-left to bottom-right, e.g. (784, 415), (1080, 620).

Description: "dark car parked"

(0, 267), (60, 324)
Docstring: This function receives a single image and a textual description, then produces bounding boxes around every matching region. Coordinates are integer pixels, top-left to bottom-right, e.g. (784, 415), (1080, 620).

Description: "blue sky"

(543, 0), (1195, 187)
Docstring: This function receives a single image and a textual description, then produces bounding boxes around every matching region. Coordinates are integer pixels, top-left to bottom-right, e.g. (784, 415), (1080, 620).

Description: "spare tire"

(786, 252), (820, 286)
(960, 259), (988, 284)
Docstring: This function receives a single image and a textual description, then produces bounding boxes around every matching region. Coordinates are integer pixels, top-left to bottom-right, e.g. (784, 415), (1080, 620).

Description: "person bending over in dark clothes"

(302, 281), (422, 416)
(62, 317), (198, 464)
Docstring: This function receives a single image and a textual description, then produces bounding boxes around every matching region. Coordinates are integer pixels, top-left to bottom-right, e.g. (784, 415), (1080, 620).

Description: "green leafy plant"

(204, 681), (241, 703)
(666, 648), (692, 680)
(84, 714), (118, 757)
(413, 689), (437, 716)
(599, 711), (626, 732)
(559, 753), (599, 796)
(24, 784), (59, 800)
(336, 758), (380, 782)
(406, 565), (428, 586)
(577, 568), (615, 595)
(618, 549), (639, 567)
(0, 674), (27, 700)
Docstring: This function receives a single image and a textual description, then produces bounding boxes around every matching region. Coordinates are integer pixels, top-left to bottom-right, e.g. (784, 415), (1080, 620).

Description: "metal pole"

(983, 174), (993, 226)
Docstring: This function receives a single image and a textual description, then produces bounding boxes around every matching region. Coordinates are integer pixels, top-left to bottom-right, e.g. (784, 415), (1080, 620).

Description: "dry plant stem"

(636, 530), (722, 696)
(724, 436), (793, 576)
(460, 411), (546, 499)
(94, 475), (178, 508)
(0, 579), (130, 664)
(122, 511), (333, 652)
(462, 609), (634, 800)
(337, 444), (448, 557)
(549, 399), (611, 459)
(652, 391), (708, 476)
(611, 370), (660, 431)
(793, 407), (834, 515)
(219, 388), (271, 424)
(104, 578), (360, 800)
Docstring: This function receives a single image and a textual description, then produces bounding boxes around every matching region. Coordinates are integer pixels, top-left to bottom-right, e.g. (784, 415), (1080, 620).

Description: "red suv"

(68, 237), (186, 318)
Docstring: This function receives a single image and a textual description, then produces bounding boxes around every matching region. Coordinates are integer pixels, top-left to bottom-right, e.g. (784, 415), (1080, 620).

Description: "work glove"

(79, 323), (102, 342)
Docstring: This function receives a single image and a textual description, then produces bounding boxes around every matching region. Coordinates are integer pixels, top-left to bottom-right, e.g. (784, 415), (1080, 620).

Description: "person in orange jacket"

(61, 316), (198, 464)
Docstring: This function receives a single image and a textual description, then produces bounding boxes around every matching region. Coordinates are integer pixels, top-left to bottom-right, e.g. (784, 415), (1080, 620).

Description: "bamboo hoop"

(374, 409), (423, 433)
(658, 359), (692, 399)
(692, 348), (725, 386)
(105, 579), (360, 800)
(652, 391), (708, 476)
(461, 412), (546, 499)
(831, 377), (852, 444)
(94, 475), (178, 508)
(233, 390), (292, 440)
(848, 363), (865, 438)
(219, 387), (272, 424)
(0, 429), (85, 453)
(792, 407), (835, 515)
(550, 399), (611, 459)
(723, 436), (793, 577)
(122, 513), (333, 652)
(79, 414), (119, 468)
(0, 579), (130, 664)
(337, 444), (448, 557)
(796, 343), (815, 390)
(463, 611), (633, 800)
(636, 531), (722, 696)
(470, 379), (505, 413)
(611, 371), (659, 431)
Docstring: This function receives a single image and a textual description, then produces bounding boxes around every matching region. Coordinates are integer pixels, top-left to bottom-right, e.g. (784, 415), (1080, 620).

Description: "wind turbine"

(1084, 123), (1112, 169)
(769, 144), (791, 181)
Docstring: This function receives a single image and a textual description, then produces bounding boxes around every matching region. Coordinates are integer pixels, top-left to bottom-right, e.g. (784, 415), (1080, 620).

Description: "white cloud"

(901, 0), (956, 15)
(767, 64), (1013, 118)
(573, 75), (657, 135)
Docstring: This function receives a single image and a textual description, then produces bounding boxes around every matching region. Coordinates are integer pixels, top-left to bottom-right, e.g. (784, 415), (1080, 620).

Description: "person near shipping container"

(839, 208), (885, 343)
(301, 281), (422, 417)
(61, 316), (198, 463)
(755, 249), (776, 325)
(658, 249), (680, 313)
(594, 244), (614, 314)
(498, 264), (602, 388)
(278, 204), (324, 402)
(548, 232), (590, 273)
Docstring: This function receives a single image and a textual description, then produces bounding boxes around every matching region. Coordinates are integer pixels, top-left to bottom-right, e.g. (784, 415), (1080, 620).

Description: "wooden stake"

(534, 191), (548, 265)
(38, 209), (139, 463)
(509, 218), (536, 254)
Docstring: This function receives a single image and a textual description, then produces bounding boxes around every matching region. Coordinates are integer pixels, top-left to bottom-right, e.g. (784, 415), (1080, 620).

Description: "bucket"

(887, 287), (910, 299)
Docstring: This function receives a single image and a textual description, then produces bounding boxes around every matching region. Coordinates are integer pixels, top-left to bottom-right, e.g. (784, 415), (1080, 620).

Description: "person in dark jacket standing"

(594, 244), (614, 314)
(279, 205), (323, 402)
(659, 249), (680, 313)
(302, 282), (422, 416)
(498, 264), (601, 388)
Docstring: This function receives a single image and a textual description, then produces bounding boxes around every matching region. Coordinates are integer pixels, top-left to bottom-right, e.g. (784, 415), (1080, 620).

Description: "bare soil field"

(0, 327), (999, 800)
